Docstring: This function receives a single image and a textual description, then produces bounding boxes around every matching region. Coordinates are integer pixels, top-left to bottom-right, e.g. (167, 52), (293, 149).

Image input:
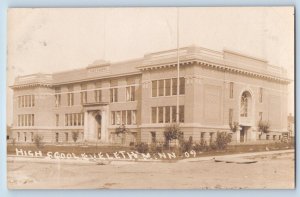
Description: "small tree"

(229, 121), (239, 133)
(180, 136), (193, 153)
(33, 134), (43, 149)
(115, 124), (130, 145)
(164, 123), (183, 149)
(136, 142), (149, 153)
(258, 120), (270, 139)
(72, 131), (79, 143)
(214, 132), (232, 150)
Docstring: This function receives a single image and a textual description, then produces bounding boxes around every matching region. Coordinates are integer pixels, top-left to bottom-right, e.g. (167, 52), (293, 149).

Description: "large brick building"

(10, 46), (291, 145)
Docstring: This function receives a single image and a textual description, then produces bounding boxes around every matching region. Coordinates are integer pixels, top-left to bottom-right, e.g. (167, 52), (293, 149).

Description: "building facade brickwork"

(10, 46), (290, 145)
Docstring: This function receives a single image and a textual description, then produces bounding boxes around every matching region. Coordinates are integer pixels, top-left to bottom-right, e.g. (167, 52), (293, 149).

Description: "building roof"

(11, 46), (291, 89)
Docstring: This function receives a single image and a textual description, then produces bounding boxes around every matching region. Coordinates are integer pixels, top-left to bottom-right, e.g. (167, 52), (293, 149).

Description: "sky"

(6, 7), (295, 125)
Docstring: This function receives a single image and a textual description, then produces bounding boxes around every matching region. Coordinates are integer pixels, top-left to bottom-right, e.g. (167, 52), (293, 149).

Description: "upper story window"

(67, 86), (74, 106)
(94, 82), (102, 102)
(54, 87), (61, 107)
(110, 80), (118, 103)
(152, 81), (157, 97)
(229, 82), (234, 98)
(80, 84), (87, 104)
(126, 86), (136, 101)
(259, 87), (263, 103)
(18, 95), (35, 108)
(110, 88), (118, 103)
(152, 77), (185, 97)
(18, 114), (34, 127)
(240, 91), (252, 117)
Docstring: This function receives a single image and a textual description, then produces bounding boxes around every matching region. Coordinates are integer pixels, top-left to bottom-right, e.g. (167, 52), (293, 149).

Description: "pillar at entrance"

(83, 106), (109, 143)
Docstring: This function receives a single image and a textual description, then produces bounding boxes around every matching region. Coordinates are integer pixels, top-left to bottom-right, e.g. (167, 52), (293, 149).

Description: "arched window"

(240, 91), (251, 117)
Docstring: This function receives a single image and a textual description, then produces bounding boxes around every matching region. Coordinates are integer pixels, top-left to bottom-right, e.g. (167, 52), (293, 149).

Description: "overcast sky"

(6, 7), (294, 124)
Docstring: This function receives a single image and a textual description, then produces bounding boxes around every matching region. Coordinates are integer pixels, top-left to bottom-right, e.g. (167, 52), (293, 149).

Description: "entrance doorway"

(95, 113), (101, 140)
(240, 126), (251, 143)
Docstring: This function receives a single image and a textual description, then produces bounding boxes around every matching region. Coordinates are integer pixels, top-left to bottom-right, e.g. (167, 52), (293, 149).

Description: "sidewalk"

(178, 149), (294, 163)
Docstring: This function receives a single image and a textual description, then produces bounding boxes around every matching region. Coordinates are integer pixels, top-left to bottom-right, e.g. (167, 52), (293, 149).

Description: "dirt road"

(7, 152), (295, 189)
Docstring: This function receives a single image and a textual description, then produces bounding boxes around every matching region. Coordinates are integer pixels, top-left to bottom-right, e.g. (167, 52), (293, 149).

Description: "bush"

(72, 131), (79, 143)
(33, 134), (44, 149)
(135, 142), (149, 153)
(164, 123), (183, 148)
(194, 139), (208, 152)
(150, 143), (163, 153)
(214, 132), (232, 150)
(180, 136), (193, 153)
(258, 120), (270, 134)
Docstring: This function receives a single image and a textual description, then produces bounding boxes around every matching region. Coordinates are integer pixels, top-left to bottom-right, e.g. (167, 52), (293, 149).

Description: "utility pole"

(176, 8), (180, 123)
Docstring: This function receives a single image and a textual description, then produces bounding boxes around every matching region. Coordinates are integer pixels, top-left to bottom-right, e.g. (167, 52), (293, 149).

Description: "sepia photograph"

(6, 7), (295, 189)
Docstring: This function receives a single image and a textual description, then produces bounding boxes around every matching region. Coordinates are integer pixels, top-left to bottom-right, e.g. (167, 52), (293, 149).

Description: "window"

(32, 114), (34, 126)
(240, 92), (249, 117)
(152, 107), (157, 123)
(172, 78), (177, 95)
(152, 78), (185, 97)
(80, 84), (87, 104)
(32, 95), (35, 107)
(122, 111), (126, 125)
(55, 133), (59, 143)
(179, 78), (185, 95)
(158, 80), (164, 96)
(95, 90), (102, 102)
(259, 88), (263, 103)
(179, 106), (184, 123)
(31, 132), (34, 142)
(64, 113), (84, 126)
(18, 95), (35, 108)
(111, 111), (115, 125)
(201, 132), (205, 141)
(56, 114), (59, 126)
(110, 88), (118, 102)
(259, 112), (263, 121)
(151, 132), (156, 143)
(165, 79), (171, 96)
(126, 86), (135, 101)
(65, 114), (68, 126)
(17, 114), (34, 127)
(116, 111), (121, 125)
(17, 132), (20, 141)
(229, 82), (234, 98)
(158, 107), (164, 123)
(132, 110), (137, 125)
(165, 106), (170, 123)
(127, 110), (132, 125)
(111, 110), (136, 125)
(24, 132), (27, 142)
(172, 106), (177, 122)
(152, 81), (157, 97)
(151, 105), (184, 124)
(55, 88), (61, 107)
(65, 133), (69, 142)
(67, 86), (74, 106)
(229, 108), (233, 123)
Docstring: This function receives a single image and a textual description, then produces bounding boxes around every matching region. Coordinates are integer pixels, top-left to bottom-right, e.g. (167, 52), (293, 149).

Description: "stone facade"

(10, 46), (291, 145)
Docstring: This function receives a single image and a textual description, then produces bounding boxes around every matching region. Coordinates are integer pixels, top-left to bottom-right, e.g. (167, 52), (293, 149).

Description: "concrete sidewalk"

(7, 149), (294, 165)
(178, 149), (294, 163)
